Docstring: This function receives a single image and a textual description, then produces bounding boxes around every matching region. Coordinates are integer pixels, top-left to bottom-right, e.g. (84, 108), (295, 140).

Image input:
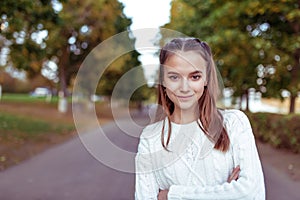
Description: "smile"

(176, 94), (194, 100)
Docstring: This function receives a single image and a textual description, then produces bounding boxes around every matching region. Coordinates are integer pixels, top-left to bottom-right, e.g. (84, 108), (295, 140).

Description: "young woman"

(135, 38), (265, 200)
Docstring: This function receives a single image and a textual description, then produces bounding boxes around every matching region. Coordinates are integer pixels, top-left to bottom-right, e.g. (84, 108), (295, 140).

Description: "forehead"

(163, 51), (206, 73)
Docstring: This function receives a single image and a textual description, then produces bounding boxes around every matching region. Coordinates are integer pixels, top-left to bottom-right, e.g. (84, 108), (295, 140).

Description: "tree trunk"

(57, 46), (70, 113)
(288, 12), (300, 114)
(58, 47), (69, 98)
(289, 95), (296, 113)
(0, 84), (2, 100)
(245, 89), (250, 112)
(289, 48), (300, 114)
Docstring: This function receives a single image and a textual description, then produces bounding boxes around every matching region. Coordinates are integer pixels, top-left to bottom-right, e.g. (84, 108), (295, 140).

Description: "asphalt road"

(0, 116), (299, 200)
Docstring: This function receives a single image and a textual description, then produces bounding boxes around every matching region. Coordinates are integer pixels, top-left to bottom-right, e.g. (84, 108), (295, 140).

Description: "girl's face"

(163, 51), (207, 114)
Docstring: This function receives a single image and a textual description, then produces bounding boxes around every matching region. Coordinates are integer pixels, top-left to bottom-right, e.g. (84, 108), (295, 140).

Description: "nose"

(180, 78), (190, 93)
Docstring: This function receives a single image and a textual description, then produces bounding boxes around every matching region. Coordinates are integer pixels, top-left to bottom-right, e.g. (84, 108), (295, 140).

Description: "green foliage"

(0, 0), (60, 76)
(97, 50), (151, 103)
(131, 85), (155, 103)
(247, 112), (300, 153)
(164, 0), (300, 113)
(46, 0), (135, 96)
(0, 0), (138, 100)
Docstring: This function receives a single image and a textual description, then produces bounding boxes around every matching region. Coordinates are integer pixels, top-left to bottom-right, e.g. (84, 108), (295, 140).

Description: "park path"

(0, 116), (299, 200)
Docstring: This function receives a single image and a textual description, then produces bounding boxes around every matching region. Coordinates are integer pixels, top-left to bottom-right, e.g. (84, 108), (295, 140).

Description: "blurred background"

(0, 0), (299, 199)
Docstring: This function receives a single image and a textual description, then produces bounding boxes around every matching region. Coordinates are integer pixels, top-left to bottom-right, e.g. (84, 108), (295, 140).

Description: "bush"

(246, 112), (300, 153)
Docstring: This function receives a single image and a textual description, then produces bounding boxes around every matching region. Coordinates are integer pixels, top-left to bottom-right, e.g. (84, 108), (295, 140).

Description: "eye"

(168, 75), (179, 81)
(190, 75), (201, 81)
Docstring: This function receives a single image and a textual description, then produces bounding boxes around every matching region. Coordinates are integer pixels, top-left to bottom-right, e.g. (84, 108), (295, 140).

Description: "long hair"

(157, 38), (229, 152)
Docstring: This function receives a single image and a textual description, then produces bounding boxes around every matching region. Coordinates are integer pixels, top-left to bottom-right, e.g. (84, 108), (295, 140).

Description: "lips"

(176, 94), (194, 101)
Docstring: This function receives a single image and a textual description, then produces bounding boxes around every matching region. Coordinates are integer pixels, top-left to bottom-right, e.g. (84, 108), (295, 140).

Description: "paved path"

(0, 117), (299, 200)
(263, 162), (300, 200)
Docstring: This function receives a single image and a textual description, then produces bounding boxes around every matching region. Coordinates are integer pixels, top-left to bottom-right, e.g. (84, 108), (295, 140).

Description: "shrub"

(246, 112), (300, 153)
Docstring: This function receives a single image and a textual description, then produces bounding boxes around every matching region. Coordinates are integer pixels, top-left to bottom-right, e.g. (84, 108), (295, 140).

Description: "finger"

(157, 190), (168, 200)
(231, 170), (240, 181)
(232, 165), (240, 174)
(228, 166), (240, 182)
(232, 166), (240, 177)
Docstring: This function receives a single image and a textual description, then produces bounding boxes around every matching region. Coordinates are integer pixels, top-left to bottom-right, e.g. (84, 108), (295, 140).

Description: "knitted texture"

(135, 109), (265, 200)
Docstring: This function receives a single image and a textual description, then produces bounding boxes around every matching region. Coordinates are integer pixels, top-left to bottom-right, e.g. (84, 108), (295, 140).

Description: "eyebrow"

(190, 70), (203, 75)
(167, 70), (203, 75)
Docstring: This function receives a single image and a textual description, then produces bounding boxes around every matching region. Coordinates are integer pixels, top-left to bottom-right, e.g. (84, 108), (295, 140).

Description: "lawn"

(0, 93), (71, 104)
(0, 93), (117, 171)
(0, 112), (74, 140)
(0, 110), (75, 169)
(0, 93), (75, 170)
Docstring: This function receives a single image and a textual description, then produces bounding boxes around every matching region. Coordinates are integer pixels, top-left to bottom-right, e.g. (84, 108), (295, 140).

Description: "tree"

(164, 0), (300, 113)
(97, 48), (151, 104)
(164, 0), (260, 111)
(0, 0), (60, 77)
(241, 0), (300, 113)
(46, 0), (133, 98)
(73, 25), (150, 106)
(1, 0), (145, 111)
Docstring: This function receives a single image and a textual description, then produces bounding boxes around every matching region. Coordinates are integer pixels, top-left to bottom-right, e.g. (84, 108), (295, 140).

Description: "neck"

(170, 106), (199, 124)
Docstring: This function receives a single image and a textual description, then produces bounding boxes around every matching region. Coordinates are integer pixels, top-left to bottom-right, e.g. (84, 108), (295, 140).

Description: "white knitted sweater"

(135, 109), (265, 200)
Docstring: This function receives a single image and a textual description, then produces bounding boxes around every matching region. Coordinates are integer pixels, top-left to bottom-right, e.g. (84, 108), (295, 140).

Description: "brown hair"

(157, 38), (229, 152)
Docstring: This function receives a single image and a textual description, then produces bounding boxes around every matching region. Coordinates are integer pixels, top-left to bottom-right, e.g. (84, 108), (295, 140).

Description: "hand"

(157, 189), (169, 200)
(227, 165), (240, 183)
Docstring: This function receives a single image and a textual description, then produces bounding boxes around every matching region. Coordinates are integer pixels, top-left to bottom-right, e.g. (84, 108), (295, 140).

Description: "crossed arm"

(157, 165), (241, 200)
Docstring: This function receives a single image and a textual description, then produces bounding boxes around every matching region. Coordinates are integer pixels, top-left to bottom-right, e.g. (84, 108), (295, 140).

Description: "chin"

(176, 103), (198, 111)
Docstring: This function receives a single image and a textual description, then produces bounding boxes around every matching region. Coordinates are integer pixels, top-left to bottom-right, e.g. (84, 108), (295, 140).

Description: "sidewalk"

(256, 141), (300, 199)
(256, 140), (300, 182)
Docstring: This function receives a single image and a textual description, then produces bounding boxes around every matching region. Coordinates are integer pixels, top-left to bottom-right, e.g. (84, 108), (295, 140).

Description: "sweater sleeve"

(168, 110), (265, 200)
(135, 132), (160, 200)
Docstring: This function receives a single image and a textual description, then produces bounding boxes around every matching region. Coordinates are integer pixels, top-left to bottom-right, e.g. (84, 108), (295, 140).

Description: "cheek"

(190, 81), (205, 93)
(165, 88), (173, 99)
(163, 79), (180, 91)
(165, 88), (177, 103)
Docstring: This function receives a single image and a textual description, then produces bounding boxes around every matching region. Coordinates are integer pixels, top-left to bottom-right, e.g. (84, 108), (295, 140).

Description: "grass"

(0, 110), (75, 170)
(0, 96), (76, 171)
(0, 112), (74, 141)
(1, 93), (71, 104)
(0, 93), (117, 171)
